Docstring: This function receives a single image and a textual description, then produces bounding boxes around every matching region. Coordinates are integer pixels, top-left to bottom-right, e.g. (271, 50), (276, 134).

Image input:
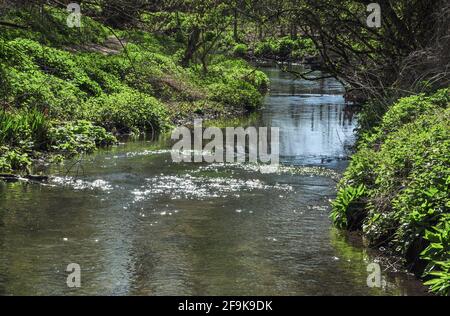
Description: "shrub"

(331, 184), (367, 230)
(206, 58), (269, 92)
(233, 43), (248, 57)
(0, 146), (31, 173)
(198, 58), (268, 110)
(254, 37), (317, 60)
(1, 38), (103, 117)
(82, 88), (170, 134)
(332, 89), (450, 295)
(5, 67), (84, 117)
(6, 38), (102, 96)
(49, 120), (117, 157)
(208, 80), (263, 110)
(363, 89), (450, 147)
(254, 40), (277, 58)
(277, 37), (296, 59)
(76, 54), (126, 94)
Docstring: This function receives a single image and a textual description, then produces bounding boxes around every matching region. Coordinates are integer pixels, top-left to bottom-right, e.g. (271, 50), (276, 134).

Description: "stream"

(0, 66), (428, 295)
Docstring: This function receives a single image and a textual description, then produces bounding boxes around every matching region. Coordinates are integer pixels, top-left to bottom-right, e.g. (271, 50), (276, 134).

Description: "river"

(0, 66), (427, 295)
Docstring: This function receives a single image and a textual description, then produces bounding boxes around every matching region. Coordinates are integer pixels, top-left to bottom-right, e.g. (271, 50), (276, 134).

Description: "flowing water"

(0, 66), (427, 296)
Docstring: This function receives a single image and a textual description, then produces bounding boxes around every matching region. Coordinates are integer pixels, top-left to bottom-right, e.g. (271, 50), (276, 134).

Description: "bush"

(0, 146), (31, 173)
(76, 54), (126, 94)
(332, 88), (450, 295)
(82, 88), (170, 134)
(4, 66), (83, 117)
(49, 120), (117, 157)
(0, 108), (47, 173)
(197, 58), (268, 110)
(233, 43), (248, 57)
(362, 89), (450, 147)
(254, 37), (317, 60)
(254, 40), (277, 58)
(208, 80), (262, 110)
(206, 58), (269, 92)
(331, 184), (367, 230)
(277, 37), (296, 59)
(8, 38), (102, 96)
(1, 38), (102, 117)
(0, 111), (117, 172)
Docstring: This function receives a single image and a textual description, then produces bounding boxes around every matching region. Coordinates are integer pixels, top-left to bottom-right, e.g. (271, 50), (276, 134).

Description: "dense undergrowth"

(0, 7), (269, 174)
(331, 89), (450, 295)
(231, 36), (317, 62)
(252, 36), (316, 61)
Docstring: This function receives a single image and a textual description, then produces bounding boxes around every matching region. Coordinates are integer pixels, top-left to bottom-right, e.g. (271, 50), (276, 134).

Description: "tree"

(290, 0), (449, 102)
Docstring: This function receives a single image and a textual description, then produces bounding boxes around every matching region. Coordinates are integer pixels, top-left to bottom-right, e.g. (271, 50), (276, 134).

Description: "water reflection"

(0, 67), (427, 296)
(259, 67), (356, 167)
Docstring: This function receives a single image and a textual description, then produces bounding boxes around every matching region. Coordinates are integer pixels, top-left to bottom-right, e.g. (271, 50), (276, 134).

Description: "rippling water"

(0, 66), (427, 295)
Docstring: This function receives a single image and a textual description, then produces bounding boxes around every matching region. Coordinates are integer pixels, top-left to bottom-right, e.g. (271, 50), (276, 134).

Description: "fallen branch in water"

(0, 174), (49, 183)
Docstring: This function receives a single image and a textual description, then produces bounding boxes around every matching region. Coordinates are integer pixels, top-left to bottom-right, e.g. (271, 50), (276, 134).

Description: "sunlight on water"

(0, 66), (427, 296)
(50, 176), (114, 191)
(132, 175), (293, 201)
(196, 163), (341, 180)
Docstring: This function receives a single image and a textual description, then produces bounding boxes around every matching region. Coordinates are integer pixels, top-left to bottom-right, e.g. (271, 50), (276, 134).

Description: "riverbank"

(331, 89), (450, 295)
(0, 7), (269, 174)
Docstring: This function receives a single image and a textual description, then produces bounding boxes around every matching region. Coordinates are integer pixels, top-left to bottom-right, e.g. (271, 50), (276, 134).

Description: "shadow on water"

(0, 66), (428, 295)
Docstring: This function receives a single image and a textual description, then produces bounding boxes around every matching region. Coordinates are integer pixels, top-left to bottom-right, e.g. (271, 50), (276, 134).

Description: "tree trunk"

(290, 23), (297, 40)
(233, 7), (239, 42)
(181, 26), (200, 67)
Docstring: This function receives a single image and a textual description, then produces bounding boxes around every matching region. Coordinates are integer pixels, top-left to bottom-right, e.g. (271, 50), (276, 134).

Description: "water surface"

(0, 67), (427, 295)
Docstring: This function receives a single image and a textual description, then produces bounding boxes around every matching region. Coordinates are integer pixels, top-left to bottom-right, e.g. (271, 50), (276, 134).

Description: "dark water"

(0, 67), (427, 295)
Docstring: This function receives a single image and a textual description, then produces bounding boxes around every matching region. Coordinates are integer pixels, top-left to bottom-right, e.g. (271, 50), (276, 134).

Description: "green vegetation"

(331, 89), (450, 295)
(421, 217), (450, 295)
(1, 0), (448, 296)
(252, 36), (317, 61)
(229, 36), (318, 61)
(0, 6), (269, 174)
